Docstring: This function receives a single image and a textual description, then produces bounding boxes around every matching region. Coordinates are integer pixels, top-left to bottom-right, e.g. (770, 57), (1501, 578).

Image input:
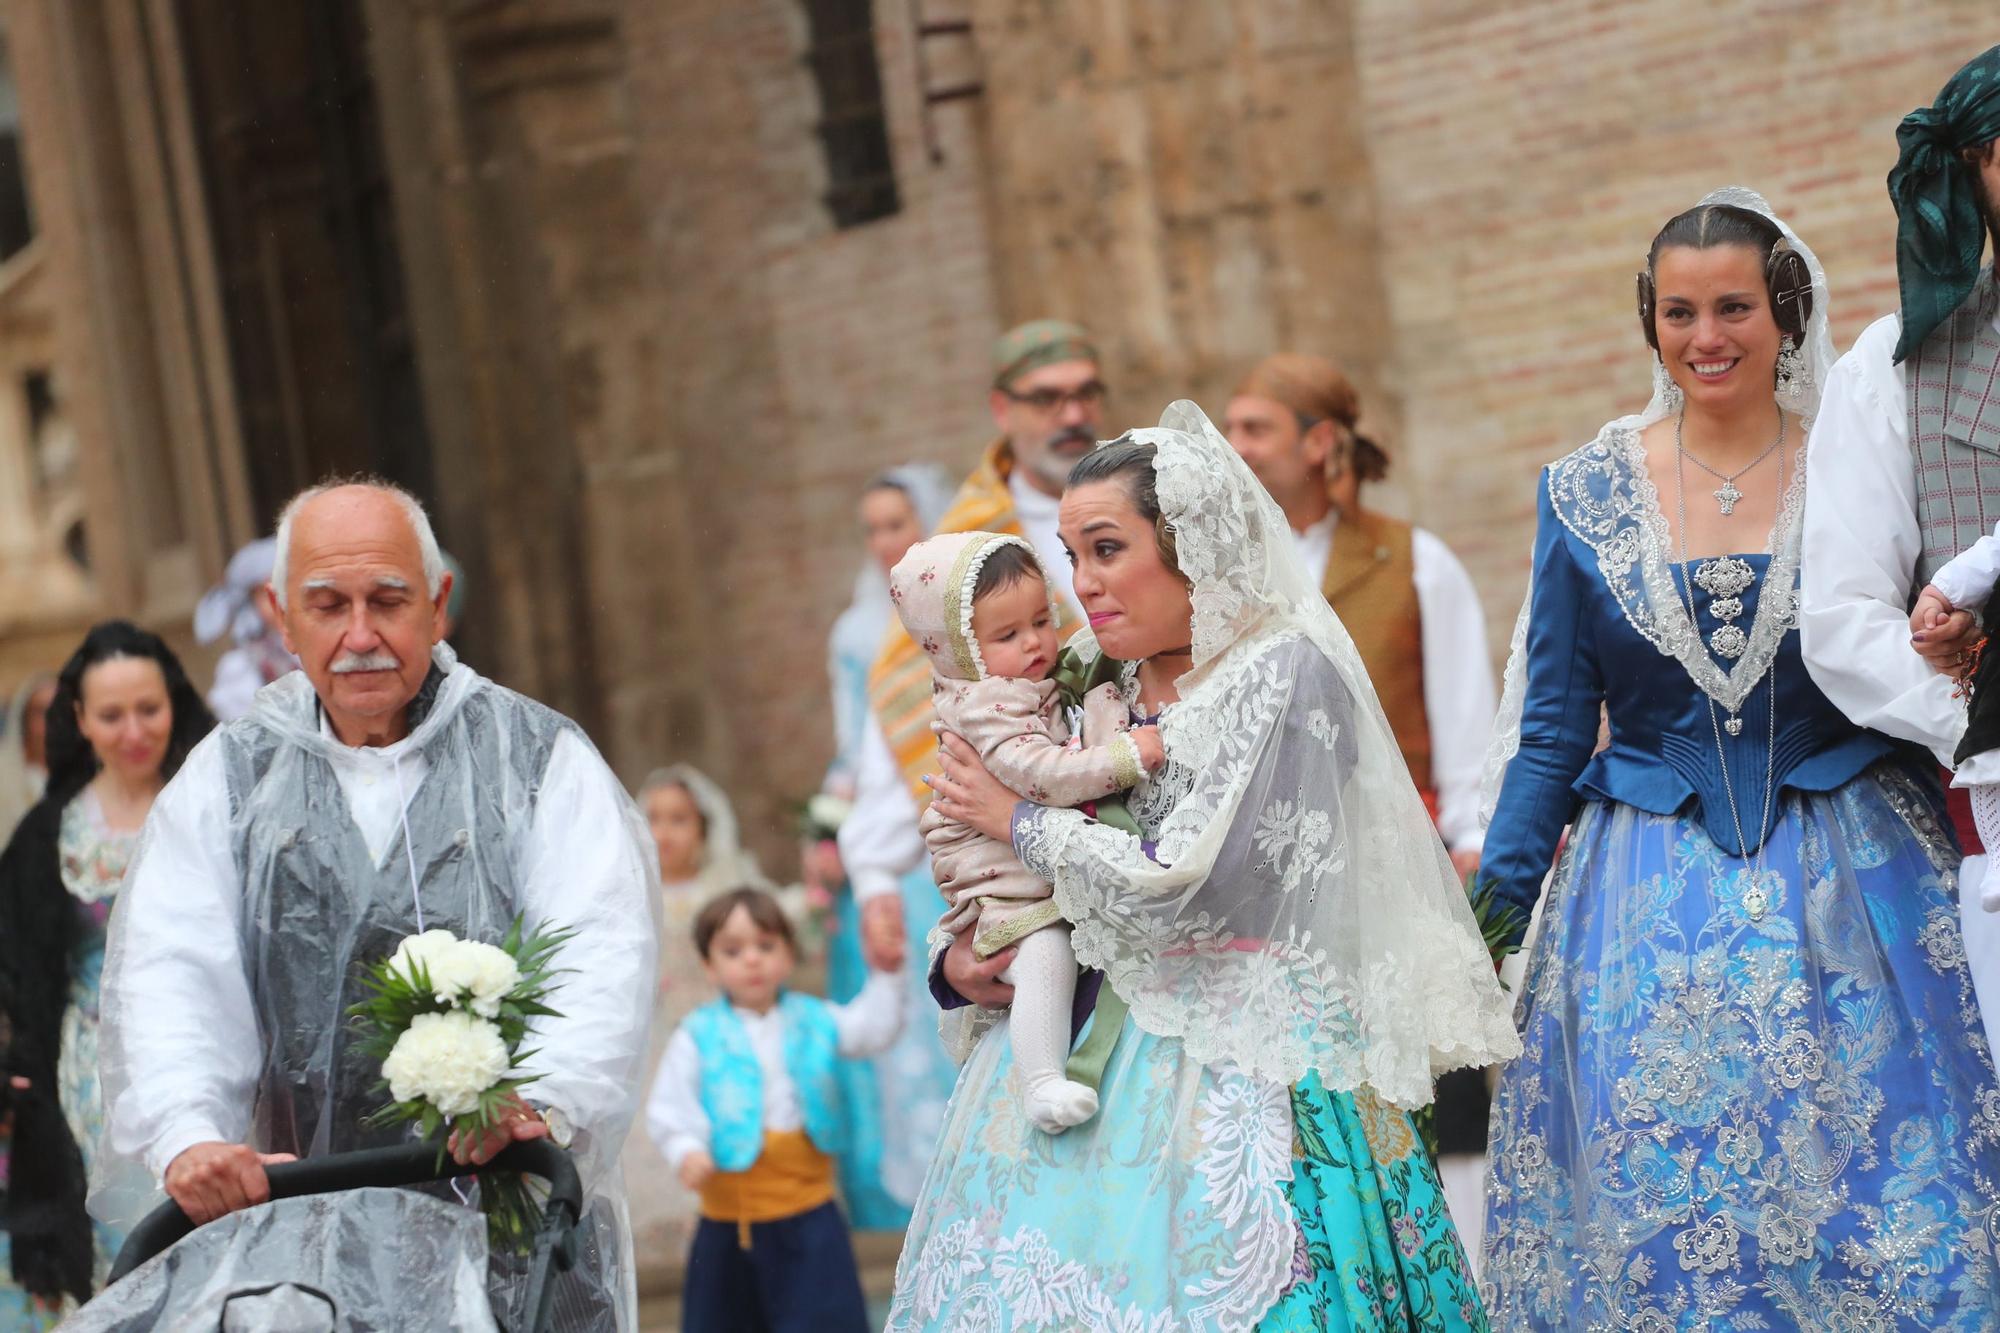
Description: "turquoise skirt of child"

(886, 1007), (1486, 1332)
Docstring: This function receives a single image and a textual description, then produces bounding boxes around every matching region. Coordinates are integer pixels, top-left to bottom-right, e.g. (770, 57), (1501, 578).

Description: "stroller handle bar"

(108, 1138), (582, 1284)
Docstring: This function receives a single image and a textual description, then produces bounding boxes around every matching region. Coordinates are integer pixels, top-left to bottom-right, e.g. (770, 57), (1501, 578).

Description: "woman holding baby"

(885, 402), (1518, 1332)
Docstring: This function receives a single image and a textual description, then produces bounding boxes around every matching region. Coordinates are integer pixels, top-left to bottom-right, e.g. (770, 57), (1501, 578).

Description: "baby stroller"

(61, 1139), (581, 1332)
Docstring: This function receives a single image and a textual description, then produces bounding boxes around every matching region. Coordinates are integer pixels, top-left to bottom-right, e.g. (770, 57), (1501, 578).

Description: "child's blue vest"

(684, 992), (848, 1172)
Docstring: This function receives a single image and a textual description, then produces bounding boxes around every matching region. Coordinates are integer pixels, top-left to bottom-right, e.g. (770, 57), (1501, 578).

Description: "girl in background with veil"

(897, 404), (1518, 1332)
(1479, 188), (2000, 1327)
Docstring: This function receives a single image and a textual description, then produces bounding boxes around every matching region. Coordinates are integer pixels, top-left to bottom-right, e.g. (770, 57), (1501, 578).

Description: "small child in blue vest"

(646, 885), (904, 1332)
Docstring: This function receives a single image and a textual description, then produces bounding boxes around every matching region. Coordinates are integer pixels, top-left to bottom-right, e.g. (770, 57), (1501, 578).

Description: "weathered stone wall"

(970, 0), (1402, 457)
(364, 0), (1005, 852)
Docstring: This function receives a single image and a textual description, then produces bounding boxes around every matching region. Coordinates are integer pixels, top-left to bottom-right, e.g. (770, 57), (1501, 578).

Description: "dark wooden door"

(175, 0), (433, 527)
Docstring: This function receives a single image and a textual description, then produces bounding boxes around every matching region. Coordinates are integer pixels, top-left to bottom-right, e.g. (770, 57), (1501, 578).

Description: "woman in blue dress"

(1479, 187), (2000, 1329)
(818, 463), (952, 1227)
(0, 622), (212, 1323)
(900, 403), (1520, 1331)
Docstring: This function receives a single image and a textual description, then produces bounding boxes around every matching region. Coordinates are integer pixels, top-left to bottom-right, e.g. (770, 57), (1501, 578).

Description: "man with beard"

(1801, 44), (2000, 1057)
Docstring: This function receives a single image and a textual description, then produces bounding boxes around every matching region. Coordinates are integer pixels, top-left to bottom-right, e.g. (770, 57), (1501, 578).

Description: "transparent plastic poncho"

(63, 1189), (501, 1332)
(91, 644), (660, 1331)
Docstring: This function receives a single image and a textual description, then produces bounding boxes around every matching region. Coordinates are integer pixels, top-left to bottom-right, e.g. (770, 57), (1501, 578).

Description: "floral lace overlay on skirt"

(887, 1011), (1486, 1332)
(1482, 766), (2000, 1330)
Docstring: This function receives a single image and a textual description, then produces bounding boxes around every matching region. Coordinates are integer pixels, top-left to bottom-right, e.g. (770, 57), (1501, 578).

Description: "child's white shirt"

(645, 970), (904, 1169)
(1933, 521), (2000, 612)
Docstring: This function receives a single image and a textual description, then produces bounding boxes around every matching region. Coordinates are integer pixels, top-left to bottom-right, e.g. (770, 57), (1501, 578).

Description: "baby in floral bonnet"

(890, 531), (1164, 1132)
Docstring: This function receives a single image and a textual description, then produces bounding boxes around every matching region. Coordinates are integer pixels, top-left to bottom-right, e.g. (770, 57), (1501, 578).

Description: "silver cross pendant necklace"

(1676, 406), (1785, 516)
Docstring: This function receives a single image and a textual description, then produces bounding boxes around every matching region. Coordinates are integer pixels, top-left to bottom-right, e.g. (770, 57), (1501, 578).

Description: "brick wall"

(610, 0), (1004, 854)
(1353, 0), (1990, 645)
(969, 0), (1402, 450)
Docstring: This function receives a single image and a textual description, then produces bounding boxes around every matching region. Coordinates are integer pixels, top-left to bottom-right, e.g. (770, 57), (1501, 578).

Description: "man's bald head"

(268, 479), (452, 747)
(272, 480), (443, 610)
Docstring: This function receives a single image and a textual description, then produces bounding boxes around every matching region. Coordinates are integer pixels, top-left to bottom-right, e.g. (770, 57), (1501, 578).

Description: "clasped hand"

(1911, 584), (1983, 679)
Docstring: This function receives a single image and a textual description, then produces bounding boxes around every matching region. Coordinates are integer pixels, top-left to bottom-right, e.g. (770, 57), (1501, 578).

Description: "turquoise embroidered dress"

(889, 404), (1521, 1332)
(1479, 438), (2000, 1329)
(887, 746), (1487, 1332)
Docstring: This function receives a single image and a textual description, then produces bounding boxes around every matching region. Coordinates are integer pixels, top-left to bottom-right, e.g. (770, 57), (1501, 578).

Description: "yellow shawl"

(868, 437), (1081, 802)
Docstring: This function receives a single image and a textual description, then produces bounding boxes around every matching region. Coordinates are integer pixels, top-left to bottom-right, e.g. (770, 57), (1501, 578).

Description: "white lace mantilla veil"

(1019, 401), (1520, 1108)
(1478, 186), (1839, 825)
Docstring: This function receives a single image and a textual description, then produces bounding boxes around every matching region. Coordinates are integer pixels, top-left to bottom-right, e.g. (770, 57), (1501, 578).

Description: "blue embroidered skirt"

(1482, 765), (2000, 1329)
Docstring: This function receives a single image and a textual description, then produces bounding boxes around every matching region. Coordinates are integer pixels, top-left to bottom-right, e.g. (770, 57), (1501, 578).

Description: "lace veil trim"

(1011, 403), (1519, 1107)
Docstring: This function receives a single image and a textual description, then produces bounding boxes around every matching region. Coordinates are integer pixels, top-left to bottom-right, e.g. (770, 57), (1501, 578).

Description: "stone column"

(968, 0), (1401, 459)
(5, 0), (252, 621)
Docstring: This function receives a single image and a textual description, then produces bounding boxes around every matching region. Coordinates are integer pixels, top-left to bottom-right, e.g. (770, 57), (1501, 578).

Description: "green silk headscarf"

(1890, 45), (2000, 363)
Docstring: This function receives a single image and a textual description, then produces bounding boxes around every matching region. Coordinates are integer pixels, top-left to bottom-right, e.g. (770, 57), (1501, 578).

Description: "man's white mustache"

(331, 650), (401, 674)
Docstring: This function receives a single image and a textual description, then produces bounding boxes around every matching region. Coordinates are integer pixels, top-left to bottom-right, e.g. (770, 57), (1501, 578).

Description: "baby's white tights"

(1005, 924), (1098, 1134)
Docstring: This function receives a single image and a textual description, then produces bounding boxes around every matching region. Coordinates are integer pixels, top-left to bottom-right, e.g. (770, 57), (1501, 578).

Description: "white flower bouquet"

(348, 916), (571, 1249)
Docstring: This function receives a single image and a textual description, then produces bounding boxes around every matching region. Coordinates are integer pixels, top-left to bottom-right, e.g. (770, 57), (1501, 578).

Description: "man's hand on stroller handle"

(165, 1142), (299, 1225)
(447, 1091), (548, 1168)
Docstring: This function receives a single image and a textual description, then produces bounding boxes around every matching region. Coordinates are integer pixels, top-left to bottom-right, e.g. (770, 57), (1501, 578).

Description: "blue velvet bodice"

(1481, 466), (1894, 924)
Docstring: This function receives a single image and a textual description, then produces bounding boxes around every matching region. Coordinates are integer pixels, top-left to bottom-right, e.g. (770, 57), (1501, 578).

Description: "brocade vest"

(1911, 270), (2000, 589)
(684, 993), (847, 1173)
(218, 686), (565, 1160)
(1323, 508), (1434, 800)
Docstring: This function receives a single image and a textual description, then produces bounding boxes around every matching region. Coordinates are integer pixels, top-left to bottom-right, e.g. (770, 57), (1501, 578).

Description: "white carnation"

(381, 1010), (510, 1119)
(438, 939), (522, 1018)
(389, 931), (522, 1017)
(389, 929), (463, 988)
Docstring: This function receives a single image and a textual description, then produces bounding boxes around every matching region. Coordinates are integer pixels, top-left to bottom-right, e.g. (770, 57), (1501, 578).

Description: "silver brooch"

(1711, 624), (1749, 659)
(1694, 557), (1755, 599)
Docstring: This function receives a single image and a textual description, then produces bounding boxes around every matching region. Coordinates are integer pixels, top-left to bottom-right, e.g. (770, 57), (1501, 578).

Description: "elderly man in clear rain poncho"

(89, 481), (659, 1331)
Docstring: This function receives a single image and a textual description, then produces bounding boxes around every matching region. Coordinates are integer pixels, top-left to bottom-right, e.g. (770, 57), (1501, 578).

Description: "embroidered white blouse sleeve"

(829, 970), (906, 1058)
(1414, 528), (1499, 854)
(644, 1026), (710, 1170)
(1800, 313), (1966, 766)
(836, 717), (926, 903)
(1931, 524), (2000, 611)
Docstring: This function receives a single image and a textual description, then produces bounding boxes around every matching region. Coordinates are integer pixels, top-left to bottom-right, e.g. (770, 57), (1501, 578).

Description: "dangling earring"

(1651, 354), (1684, 413)
(1774, 334), (1811, 402)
